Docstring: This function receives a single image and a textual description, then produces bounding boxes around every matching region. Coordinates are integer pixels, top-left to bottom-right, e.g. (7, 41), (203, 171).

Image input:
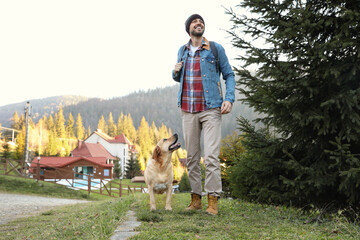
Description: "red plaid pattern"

(181, 41), (207, 113)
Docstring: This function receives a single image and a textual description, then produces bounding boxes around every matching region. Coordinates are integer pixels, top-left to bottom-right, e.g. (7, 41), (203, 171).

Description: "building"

(29, 156), (113, 180)
(84, 129), (137, 177)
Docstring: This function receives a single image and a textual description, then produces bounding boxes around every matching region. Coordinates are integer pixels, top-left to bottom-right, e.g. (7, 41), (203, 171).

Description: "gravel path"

(0, 193), (89, 225)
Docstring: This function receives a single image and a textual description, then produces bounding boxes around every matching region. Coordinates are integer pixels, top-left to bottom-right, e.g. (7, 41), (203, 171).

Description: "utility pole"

(24, 101), (31, 175)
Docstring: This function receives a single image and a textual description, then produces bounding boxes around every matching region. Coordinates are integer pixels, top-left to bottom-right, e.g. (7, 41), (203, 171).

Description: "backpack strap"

(180, 42), (219, 72)
(179, 45), (187, 62)
(209, 41), (220, 72)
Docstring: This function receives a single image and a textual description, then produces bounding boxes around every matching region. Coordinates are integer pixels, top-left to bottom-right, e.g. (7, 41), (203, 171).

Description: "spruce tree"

(2, 142), (12, 159)
(55, 108), (66, 138)
(179, 171), (191, 192)
(125, 154), (141, 179)
(227, 1), (360, 208)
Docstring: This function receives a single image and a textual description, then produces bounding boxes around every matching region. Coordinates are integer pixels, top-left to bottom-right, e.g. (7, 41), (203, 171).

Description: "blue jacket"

(172, 38), (235, 109)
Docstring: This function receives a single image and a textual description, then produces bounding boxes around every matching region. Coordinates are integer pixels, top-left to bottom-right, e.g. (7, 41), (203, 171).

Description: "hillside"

(0, 85), (258, 142)
(0, 95), (89, 126)
(62, 85), (258, 140)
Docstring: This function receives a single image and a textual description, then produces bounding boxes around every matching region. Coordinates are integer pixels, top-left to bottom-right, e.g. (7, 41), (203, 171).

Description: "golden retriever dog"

(144, 133), (181, 211)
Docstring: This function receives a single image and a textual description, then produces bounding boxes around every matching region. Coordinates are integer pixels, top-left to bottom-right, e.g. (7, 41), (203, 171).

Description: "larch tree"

(124, 113), (136, 143)
(97, 115), (106, 133)
(11, 112), (20, 130)
(116, 113), (125, 135)
(136, 117), (152, 165)
(66, 112), (75, 138)
(107, 112), (117, 137)
(75, 113), (85, 140)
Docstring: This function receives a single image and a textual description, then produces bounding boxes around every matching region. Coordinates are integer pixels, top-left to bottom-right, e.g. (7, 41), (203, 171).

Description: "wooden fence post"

(109, 180), (112, 197)
(36, 161), (40, 183)
(120, 179), (122, 197)
(5, 160), (7, 175)
(88, 175), (91, 196)
(100, 179), (103, 194)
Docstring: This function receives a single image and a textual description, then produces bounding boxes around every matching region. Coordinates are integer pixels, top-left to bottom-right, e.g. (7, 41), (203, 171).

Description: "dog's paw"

(165, 206), (172, 211)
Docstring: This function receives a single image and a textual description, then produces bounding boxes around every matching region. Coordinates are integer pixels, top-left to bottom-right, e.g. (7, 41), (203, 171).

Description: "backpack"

(180, 41), (220, 72)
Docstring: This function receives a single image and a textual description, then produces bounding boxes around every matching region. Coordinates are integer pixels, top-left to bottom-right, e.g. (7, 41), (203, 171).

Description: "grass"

(108, 178), (145, 188)
(0, 196), (135, 240)
(132, 194), (360, 239)
(1, 174), (360, 239)
(0, 174), (107, 200)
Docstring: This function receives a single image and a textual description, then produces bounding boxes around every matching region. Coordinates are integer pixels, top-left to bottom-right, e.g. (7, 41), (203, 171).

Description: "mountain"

(0, 95), (89, 126)
(0, 85), (259, 142)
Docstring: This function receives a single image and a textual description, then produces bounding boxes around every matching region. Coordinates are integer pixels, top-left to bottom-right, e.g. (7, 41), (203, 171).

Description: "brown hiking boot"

(185, 193), (202, 211)
(206, 194), (218, 215)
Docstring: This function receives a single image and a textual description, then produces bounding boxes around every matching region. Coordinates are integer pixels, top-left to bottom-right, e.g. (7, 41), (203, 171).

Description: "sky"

(0, 0), (244, 107)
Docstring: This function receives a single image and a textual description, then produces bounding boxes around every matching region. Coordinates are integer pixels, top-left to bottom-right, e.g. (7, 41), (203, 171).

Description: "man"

(172, 14), (235, 215)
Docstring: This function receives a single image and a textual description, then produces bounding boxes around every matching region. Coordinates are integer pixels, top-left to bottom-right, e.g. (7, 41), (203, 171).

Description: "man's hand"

(221, 101), (232, 114)
(173, 61), (183, 74)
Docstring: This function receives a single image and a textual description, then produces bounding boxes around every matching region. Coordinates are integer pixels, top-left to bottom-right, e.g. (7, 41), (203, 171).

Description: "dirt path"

(0, 193), (89, 225)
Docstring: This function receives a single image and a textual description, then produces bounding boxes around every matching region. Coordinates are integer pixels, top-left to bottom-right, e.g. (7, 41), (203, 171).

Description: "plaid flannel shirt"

(181, 40), (208, 113)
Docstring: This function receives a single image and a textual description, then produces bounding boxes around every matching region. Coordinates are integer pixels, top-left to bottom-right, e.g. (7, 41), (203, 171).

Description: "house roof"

(87, 129), (131, 144)
(29, 156), (113, 173)
(71, 141), (116, 159)
(85, 129), (137, 153)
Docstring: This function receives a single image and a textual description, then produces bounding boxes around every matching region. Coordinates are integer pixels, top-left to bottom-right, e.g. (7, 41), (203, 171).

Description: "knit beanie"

(185, 14), (204, 34)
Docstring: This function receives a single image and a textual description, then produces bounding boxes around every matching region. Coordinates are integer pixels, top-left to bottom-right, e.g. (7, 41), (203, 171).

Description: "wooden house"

(30, 156), (113, 180)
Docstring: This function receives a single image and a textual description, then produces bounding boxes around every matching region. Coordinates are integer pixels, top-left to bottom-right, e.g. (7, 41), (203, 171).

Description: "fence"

(0, 158), (144, 198)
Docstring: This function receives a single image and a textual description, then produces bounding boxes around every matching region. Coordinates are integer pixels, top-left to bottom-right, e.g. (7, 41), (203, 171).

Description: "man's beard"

(191, 29), (204, 37)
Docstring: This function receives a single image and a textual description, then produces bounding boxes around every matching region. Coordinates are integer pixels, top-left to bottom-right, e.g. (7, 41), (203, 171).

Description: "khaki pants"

(181, 108), (222, 197)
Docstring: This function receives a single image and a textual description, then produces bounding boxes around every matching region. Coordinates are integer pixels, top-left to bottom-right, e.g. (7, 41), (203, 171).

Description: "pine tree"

(75, 113), (85, 140)
(227, 1), (360, 208)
